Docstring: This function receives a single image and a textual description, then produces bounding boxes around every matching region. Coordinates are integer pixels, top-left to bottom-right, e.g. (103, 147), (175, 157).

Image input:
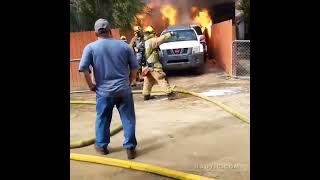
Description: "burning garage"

(70, 0), (238, 82)
(131, 0), (236, 75)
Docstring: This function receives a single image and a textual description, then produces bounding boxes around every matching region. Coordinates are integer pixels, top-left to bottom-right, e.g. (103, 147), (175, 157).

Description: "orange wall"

(70, 29), (120, 90)
(210, 20), (233, 75)
(70, 29), (120, 60)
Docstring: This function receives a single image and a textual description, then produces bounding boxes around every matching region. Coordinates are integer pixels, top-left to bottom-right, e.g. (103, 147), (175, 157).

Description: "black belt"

(147, 62), (154, 68)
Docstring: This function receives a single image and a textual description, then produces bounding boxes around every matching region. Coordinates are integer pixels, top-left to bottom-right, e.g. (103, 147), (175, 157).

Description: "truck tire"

(194, 63), (205, 75)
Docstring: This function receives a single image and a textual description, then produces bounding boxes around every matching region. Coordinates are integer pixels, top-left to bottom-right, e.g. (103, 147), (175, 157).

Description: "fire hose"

(70, 87), (249, 148)
(70, 87), (249, 180)
(70, 153), (214, 180)
(70, 125), (123, 149)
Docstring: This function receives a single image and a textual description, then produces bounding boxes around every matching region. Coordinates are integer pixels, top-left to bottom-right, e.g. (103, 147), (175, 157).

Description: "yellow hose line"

(70, 100), (122, 148)
(71, 88), (249, 124)
(70, 100), (96, 105)
(131, 90), (166, 95)
(70, 88), (245, 179)
(173, 88), (250, 125)
(132, 88), (250, 125)
(70, 125), (123, 149)
(70, 90), (91, 94)
(70, 153), (215, 180)
(70, 90), (165, 96)
(70, 87), (249, 148)
(70, 138), (94, 149)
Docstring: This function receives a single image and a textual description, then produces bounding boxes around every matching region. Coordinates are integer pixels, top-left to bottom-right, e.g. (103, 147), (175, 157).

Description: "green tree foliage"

(238, 0), (250, 30)
(70, 0), (146, 32)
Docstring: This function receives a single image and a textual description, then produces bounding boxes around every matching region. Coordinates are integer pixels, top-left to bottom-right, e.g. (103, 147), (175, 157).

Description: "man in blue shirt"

(79, 18), (139, 159)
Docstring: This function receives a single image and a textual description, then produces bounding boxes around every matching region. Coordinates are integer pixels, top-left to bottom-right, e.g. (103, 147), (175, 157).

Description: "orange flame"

(135, 3), (152, 29)
(160, 4), (177, 26)
(190, 6), (198, 19)
(193, 9), (213, 38)
(146, 0), (161, 9)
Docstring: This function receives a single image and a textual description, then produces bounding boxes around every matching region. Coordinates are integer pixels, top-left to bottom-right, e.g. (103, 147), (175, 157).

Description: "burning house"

(132, 0), (236, 74)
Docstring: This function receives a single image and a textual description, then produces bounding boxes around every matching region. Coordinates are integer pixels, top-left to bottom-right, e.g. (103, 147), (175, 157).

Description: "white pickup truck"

(159, 25), (206, 74)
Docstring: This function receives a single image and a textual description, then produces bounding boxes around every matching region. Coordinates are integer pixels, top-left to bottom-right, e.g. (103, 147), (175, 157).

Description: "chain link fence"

(232, 40), (250, 77)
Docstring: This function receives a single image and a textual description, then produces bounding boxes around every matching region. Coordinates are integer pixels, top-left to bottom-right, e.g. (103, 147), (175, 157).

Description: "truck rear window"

(163, 29), (197, 42)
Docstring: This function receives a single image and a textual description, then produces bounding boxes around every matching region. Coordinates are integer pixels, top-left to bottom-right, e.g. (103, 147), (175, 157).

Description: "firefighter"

(129, 26), (144, 86)
(120, 35), (128, 43)
(141, 26), (176, 100)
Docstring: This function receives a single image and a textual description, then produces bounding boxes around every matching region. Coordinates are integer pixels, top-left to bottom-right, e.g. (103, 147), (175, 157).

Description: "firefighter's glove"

(169, 31), (177, 36)
(141, 67), (151, 76)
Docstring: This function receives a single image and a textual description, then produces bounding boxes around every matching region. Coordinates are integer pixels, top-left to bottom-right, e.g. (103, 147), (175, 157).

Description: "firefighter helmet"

(144, 26), (155, 34)
(133, 26), (142, 33)
(120, 36), (127, 40)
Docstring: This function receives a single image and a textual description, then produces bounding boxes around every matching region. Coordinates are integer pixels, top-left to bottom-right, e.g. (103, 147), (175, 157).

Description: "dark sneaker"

(143, 95), (156, 101)
(167, 92), (177, 100)
(95, 145), (109, 155)
(126, 148), (136, 160)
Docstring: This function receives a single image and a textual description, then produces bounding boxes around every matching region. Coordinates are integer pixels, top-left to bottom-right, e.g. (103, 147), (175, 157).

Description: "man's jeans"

(95, 91), (137, 149)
